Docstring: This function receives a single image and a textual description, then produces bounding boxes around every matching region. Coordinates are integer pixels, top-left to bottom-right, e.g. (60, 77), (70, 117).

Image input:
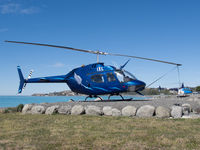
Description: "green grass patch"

(0, 113), (200, 149)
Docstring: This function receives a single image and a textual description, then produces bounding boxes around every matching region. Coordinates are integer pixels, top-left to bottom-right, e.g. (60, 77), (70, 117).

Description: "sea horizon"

(0, 95), (148, 108)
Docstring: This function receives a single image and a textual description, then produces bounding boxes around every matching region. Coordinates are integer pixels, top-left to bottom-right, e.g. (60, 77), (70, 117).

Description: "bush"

(4, 107), (17, 113)
(17, 104), (24, 112)
(2, 104), (24, 113)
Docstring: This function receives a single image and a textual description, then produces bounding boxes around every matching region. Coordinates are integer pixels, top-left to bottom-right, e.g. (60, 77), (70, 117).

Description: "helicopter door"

(89, 74), (105, 86)
(106, 72), (121, 90)
(106, 72), (117, 83)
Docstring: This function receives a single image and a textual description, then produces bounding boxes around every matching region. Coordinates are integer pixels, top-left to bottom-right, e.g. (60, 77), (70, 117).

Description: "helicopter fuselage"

(19, 63), (146, 96)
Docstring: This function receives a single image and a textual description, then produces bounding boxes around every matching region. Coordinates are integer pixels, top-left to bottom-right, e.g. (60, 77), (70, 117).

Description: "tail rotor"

(17, 66), (33, 94)
(23, 69), (33, 90)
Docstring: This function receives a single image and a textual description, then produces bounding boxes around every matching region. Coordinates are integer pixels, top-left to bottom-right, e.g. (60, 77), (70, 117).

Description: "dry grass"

(0, 113), (200, 150)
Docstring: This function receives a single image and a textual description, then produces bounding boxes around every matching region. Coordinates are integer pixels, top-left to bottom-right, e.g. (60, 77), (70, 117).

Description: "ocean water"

(0, 95), (147, 108)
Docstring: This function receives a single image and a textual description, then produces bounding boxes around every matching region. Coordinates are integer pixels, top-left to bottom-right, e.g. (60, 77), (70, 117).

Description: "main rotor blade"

(4, 40), (107, 55)
(5, 40), (181, 66)
(107, 53), (182, 66)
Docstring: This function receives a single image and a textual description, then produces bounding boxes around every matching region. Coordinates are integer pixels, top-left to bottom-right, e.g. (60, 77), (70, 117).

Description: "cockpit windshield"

(115, 70), (137, 83)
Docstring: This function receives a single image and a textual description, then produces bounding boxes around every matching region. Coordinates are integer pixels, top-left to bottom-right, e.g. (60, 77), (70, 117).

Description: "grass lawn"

(0, 113), (200, 150)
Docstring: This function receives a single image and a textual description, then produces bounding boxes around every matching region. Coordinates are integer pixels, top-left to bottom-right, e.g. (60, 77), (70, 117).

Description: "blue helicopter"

(178, 83), (192, 96)
(5, 40), (182, 100)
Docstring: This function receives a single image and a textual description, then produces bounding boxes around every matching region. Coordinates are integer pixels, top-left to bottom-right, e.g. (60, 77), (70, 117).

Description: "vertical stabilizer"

(17, 66), (25, 94)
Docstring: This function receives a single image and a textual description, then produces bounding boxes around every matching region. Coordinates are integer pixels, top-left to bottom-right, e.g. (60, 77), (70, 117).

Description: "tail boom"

(17, 66), (67, 94)
(26, 75), (67, 83)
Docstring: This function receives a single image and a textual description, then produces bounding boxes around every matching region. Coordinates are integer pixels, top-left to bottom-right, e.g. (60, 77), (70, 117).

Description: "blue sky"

(0, 0), (200, 95)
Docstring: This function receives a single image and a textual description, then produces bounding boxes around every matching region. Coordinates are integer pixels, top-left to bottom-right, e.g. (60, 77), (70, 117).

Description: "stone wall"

(21, 103), (200, 118)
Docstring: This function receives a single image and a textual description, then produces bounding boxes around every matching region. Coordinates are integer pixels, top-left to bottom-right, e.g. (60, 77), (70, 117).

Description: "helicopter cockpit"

(115, 70), (137, 83)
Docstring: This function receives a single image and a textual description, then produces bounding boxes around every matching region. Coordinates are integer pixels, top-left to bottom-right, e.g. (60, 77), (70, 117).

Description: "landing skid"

(84, 94), (127, 101)
(84, 98), (133, 102)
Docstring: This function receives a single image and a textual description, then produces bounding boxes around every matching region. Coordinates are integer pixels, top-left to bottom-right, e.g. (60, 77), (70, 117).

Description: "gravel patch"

(36, 95), (200, 110)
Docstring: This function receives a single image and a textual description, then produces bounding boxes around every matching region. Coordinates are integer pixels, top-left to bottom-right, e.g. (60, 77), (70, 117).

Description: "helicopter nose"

(127, 80), (146, 92)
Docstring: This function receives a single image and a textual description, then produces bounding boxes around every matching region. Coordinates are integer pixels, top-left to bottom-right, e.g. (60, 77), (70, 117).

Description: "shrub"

(4, 107), (17, 113)
(17, 104), (24, 112)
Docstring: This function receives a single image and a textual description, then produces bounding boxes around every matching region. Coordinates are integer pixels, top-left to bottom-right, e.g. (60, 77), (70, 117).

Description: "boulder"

(155, 106), (170, 118)
(171, 106), (182, 118)
(112, 108), (121, 116)
(182, 103), (191, 115)
(71, 105), (85, 115)
(94, 97), (102, 101)
(58, 105), (71, 115)
(182, 114), (200, 119)
(85, 105), (102, 115)
(22, 104), (33, 114)
(122, 106), (137, 117)
(31, 105), (46, 114)
(45, 105), (59, 115)
(136, 105), (155, 117)
(103, 106), (112, 116)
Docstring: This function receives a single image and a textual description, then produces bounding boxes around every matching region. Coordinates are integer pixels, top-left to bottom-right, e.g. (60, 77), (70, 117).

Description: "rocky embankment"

(20, 95), (200, 118)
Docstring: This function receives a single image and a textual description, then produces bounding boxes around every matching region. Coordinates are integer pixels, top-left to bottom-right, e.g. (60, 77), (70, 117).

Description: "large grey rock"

(182, 103), (191, 115)
(171, 106), (182, 118)
(136, 105), (155, 117)
(45, 105), (59, 115)
(94, 97), (102, 101)
(31, 105), (46, 114)
(58, 105), (71, 115)
(112, 108), (121, 116)
(103, 106), (112, 116)
(182, 114), (200, 119)
(22, 104), (33, 114)
(85, 105), (102, 115)
(155, 106), (170, 118)
(122, 106), (137, 117)
(71, 105), (85, 115)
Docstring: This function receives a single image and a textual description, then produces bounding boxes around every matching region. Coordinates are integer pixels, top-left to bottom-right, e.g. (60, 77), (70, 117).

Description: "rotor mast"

(97, 53), (99, 63)
(96, 50), (99, 63)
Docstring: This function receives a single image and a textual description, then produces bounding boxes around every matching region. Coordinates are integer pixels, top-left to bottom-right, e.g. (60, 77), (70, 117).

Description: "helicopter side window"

(91, 74), (104, 83)
(107, 72), (116, 82)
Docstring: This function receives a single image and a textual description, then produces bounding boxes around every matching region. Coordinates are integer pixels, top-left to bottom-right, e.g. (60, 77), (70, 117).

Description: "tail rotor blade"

(28, 70), (33, 79)
(23, 70), (33, 90)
